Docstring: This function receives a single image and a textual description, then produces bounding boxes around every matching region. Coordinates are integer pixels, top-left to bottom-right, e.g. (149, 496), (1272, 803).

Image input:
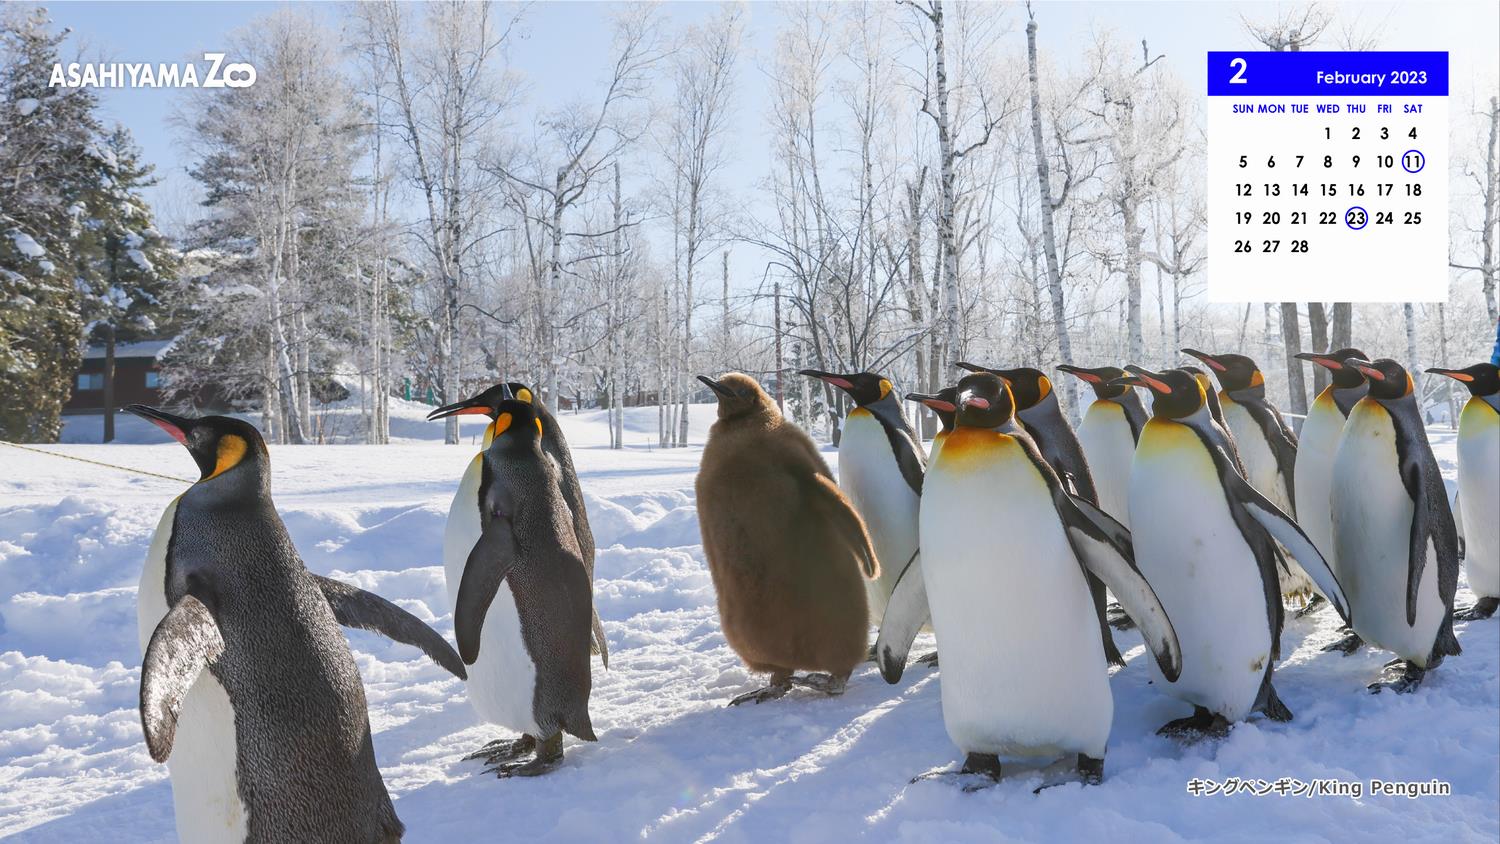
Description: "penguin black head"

(1346, 358), (1414, 401)
(1294, 347), (1368, 390)
(1113, 367), (1205, 420)
(125, 405), (268, 485)
(905, 387), (958, 433)
(798, 369), (894, 408)
(1426, 363), (1500, 397)
(699, 372), (773, 420)
(1057, 364), (1132, 400)
(953, 372), (1014, 429)
(956, 363), (1052, 411)
(484, 396), (545, 449)
(1181, 349), (1263, 392)
(428, 381), (539, 421)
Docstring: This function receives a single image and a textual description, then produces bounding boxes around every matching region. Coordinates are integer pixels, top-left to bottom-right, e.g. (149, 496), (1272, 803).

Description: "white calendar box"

(1206, 51), (1448, 303)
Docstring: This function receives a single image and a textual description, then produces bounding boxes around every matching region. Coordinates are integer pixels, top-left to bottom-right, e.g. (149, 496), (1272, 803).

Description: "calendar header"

(1206, 51), (1448, 97)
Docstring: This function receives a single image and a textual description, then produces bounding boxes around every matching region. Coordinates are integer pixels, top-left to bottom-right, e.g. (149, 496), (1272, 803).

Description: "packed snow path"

(2, 405), (1496, 841)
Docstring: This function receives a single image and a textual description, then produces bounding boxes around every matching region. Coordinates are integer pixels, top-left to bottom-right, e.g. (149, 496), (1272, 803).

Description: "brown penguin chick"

(695, 372), (879, 706)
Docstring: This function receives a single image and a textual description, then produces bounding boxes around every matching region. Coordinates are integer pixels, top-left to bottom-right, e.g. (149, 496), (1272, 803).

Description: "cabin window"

(145, 371), (160, 388)
(77, 372), (103, 390)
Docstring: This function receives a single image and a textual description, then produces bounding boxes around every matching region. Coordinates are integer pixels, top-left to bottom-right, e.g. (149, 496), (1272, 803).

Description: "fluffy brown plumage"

(695, 373), (877, 701)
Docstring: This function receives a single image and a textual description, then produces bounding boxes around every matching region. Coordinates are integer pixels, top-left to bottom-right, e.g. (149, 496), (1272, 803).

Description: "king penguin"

(1427, 363), (1500, 620)
(126, 405), (466, 843)
(1291, 349), (1370, 606)
(1110, 369), (1348, 735)
(1182, 349), (1314, 604)
(798, 369), (924, 629)
(913, 372), (1180, 789)
(696, 373), (878, 705)
(873, 387), (959, 678)
(443, 388), (597, 774)
(429, 382), (608, 667)
(1331, 358), (1462, 692)
(1056, 365), (1147, 527)
(955, 362), (1123, 667)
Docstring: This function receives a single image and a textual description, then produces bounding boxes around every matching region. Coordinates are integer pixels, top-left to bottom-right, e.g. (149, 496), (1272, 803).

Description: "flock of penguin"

(119, 348), (1497, 841)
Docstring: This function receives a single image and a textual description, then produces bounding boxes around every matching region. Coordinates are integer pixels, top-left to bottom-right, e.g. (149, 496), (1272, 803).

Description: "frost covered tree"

(0, 6), (103, 441)
(73, 127), (178, 442)
(175, 9), (369, 443)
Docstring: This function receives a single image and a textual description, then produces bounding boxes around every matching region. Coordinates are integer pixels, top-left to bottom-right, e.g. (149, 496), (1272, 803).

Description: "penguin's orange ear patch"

(1404, 373), (1415, 396)
(516, 387), (534, 404)
(1249, 370), (1265, 388)
(535, 418), (543, 436)
(205, 434), (247, 480)
(493, 412), (514, 437)
(878, 379), (892, 400)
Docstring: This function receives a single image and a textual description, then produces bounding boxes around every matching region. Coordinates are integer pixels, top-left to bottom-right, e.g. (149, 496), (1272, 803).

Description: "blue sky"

(38, 0), (1500, 283)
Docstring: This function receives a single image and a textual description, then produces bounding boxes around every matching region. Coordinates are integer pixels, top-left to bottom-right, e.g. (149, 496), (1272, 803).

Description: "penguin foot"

(1368, 661), (1425, 695)
(464, 734), (536, 765)
(488, 733), (565, 778)
(728, 679), (793, 706)
(1106, 603), (1137, 631)
(1320, 630), (1364, 656)
(1456, 597), (1500, 621)
(911, 753), (1001, 791)
(1157, 706), (1232, 742)
(789, 672), (847, 696)
(915, 651), (939, 669)
(1032, 755), (1104, 794)
(1293, 594), (1327, 619)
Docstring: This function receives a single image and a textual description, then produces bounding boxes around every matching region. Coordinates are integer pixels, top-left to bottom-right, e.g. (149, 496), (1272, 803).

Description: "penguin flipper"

(1057, 495), (1182, 683)
(455, 520), (522, 665)
(1233, 474), (1350, 625)
(1403, 457), (1461, 625)
(806, 474), (880, 578)
(874, 551), (929, 684)
(591, 607), (610, 670)
(314, 574), (467, 680)
(140, 595), (224, 763)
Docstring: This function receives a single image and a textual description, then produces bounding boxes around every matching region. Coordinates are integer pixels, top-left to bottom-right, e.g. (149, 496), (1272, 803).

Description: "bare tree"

(1453, 95), (1500, 324)
(664, 4), (741, 446)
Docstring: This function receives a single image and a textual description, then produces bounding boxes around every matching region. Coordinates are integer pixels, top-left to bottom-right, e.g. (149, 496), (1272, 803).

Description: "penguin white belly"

(921, 434), (1111, 758)
(1224, 400), (1313, 598)
(1077, 401), (1134, 528)
(1130, 422), (1271, 721)
(1294, 393), (1344, 570)
(1332, 405), (1446, 664)
(138, 499), (249, 842)
(444, 456), (541, 737)
(839, 411), (922, 623)
(1457, 400), (1500, 599)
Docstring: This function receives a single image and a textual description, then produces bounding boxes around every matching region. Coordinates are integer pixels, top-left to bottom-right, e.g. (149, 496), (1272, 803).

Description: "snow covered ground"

(4, 397), (1497, 842)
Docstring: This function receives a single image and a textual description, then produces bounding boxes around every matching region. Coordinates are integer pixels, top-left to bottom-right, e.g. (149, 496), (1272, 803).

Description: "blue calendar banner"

(1207, 51), (1448, 97)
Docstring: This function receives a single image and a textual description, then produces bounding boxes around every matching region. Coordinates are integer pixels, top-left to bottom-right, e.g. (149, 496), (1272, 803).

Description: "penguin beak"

(1123, 366), (1173, 394)
(427, 397), (492, 421)
(960, 394), (991, 410)
(954, 361), (989, 374)
(798, 369), (854, 390)
(1295, 352), (1345, 372)
(697, 375), (736, 399)
(1056, 364), (1104, 384)
(125, 404), (192, 444)
(1425, 367), (1473, 383)
(905, 392), (957, 413)
(1181, 349), (1227, 372)
(1346, 359), (1385, 381)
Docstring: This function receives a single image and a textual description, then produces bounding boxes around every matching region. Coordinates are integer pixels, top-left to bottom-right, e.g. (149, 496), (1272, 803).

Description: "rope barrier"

(1, 441), (193, 484)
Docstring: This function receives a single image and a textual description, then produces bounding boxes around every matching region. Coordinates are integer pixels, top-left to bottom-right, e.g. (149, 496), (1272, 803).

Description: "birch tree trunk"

(1026, 17), (1079, 418)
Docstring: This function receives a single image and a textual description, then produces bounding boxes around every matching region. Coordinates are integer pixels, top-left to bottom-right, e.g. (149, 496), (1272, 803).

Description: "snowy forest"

(2, 0), (1498, 446)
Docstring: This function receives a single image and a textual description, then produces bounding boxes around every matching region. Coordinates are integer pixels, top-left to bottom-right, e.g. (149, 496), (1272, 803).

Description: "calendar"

(1206, 51), (1448, 302)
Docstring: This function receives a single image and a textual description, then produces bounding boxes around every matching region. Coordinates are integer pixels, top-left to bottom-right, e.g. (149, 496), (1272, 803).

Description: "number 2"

(1229, 57), (1248, 83)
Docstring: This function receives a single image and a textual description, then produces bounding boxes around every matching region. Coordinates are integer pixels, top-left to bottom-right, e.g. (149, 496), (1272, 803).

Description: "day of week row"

(1228, 102), (1427, 115)
(1232, 182), (1424, 197)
